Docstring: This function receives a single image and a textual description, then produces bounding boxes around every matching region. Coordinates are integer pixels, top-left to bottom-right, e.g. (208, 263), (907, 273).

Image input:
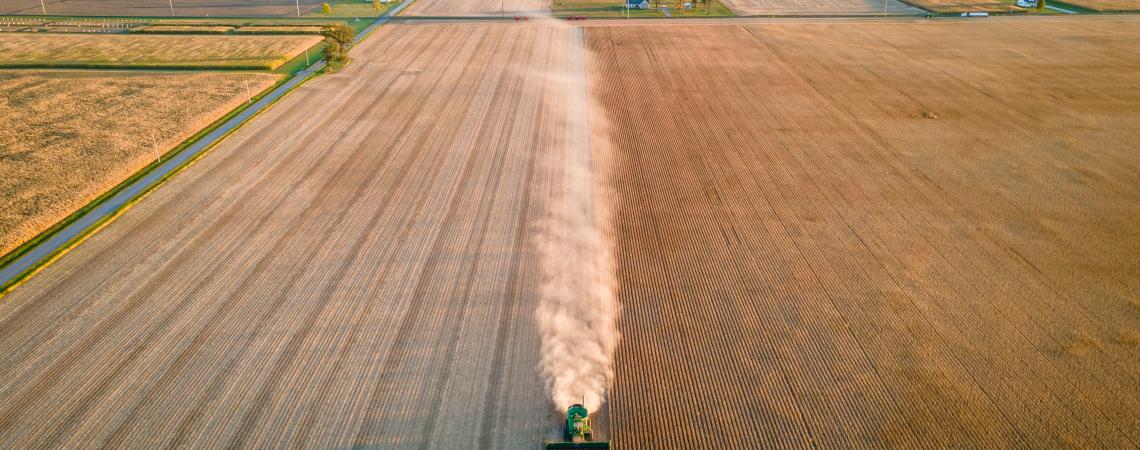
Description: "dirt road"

(0, 22), (589, 448)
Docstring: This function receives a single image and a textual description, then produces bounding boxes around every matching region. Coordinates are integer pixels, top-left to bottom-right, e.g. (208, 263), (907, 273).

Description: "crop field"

(0, 22), (595, 448)
(589, 17), (1140, 448)
(0, 0), (329, 17)
(134, 24), (235, 33)
(235, 25), (325, 33)
(1, 12), (1139, 450)
(0, 34), (322, 70)
(401, 0), (550, 16)
(0, 71), (279, 257)
(719, 0), (922, 15)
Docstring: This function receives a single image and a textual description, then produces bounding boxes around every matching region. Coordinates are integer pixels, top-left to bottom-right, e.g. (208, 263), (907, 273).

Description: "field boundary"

(0, 0), (412, 296)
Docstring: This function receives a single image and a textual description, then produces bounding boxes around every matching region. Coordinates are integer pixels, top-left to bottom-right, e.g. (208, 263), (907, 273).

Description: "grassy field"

(304, 0), (399, 17)
(553, 0), (736, 17)
(0, 71), (280, 257)
(589, 17), (1140, 448)
(0, 34), (323, 70)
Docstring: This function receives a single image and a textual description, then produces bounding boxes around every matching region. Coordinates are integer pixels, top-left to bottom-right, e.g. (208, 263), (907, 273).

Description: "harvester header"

(544, 404), (610, 449)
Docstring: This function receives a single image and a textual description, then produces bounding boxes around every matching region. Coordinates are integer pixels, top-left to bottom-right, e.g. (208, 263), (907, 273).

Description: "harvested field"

(588, 17), (1140, 448)
(135, 25), (235, 33)
(0, 21), (597, 448)
(1053, 0), (1140, 10)
(0, 34), (322, 70)
(2, 13), (1140, 450)
(0, 71), (279, 257)
(1, 0), (328, 17)
(235, 25), (325, 34)
(402, 0), (550, 16)
(720, 0), (922, 15)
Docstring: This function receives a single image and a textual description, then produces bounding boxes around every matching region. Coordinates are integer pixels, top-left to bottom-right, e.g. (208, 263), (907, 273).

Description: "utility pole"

(39, 0), (46, 15)
(152, 135), (159, 162)
(243, 77), (252, 105)
(169, 0), (175, 16)
(296, 0), (301, 17)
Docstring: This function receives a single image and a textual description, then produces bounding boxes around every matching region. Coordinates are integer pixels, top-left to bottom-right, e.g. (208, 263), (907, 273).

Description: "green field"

(303, 0), (399, 18)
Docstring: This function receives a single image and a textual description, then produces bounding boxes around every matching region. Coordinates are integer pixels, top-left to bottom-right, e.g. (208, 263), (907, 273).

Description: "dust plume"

(529, 20), (620, 415)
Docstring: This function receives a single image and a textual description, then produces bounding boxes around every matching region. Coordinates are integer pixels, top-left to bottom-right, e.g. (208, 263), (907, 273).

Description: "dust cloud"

(529, 20), (620, 415)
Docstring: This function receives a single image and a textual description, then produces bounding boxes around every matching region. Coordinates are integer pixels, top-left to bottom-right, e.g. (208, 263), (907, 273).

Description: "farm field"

(0, 71), (279, 257)
(0, 22), (593, 448)
(2, 12), (1140, 450)
(1052, 0), (1140, 10)
(0, 0), (328, 17)
(0, 34), (322, 69)
(719, 0), (922, 15)
(589, 17), (1140, 448)
(552, 0), (737, 17)
(401, 0), (550, 16)
(896, 0), (1010, 12)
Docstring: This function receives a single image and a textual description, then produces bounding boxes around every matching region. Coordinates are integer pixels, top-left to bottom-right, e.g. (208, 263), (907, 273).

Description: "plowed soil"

(589, 17), (1140, 448)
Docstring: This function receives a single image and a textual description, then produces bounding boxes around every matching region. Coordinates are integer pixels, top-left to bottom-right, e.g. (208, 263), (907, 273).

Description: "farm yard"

(0, 1), (1138, 449)
(0, 0), (330, 17)
(0, 34), (322, 70)
(590, 18), (1140, 448)
(0, 71), (279, 257)
(718, 0), (922, 15)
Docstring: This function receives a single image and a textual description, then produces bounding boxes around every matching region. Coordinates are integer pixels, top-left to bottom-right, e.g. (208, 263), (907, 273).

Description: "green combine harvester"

(545, 404), (610, 449)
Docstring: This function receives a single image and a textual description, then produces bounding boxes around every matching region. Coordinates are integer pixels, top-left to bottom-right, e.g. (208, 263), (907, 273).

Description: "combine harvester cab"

(545, 404), (610, 449)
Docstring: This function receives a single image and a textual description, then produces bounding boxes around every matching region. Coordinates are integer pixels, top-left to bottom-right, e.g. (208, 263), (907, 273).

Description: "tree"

(374, 0), (383, 10)
(1036, 0), (1046, 11)
(321, 2), (332, 14)
(322, 22), (354, 46)
(321, 23), (354, 71)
